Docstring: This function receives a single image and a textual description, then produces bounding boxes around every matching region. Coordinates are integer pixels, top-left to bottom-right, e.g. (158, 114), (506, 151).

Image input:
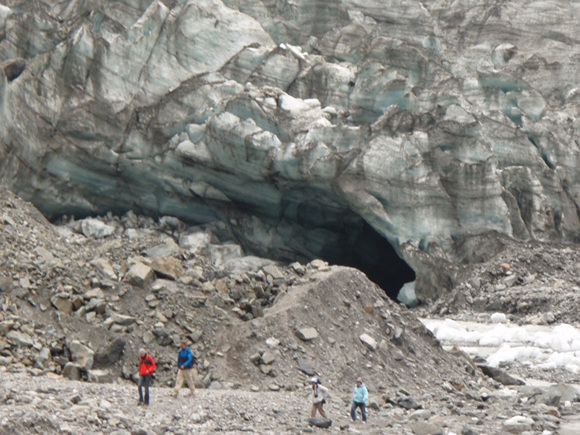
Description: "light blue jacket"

(352, 383), (368, 404)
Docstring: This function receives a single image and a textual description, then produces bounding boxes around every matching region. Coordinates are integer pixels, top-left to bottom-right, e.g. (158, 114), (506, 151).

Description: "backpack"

(183, 348), (197, 369)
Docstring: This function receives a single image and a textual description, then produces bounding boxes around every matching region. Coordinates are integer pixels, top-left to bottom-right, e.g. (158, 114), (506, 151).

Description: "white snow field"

(421, 316), (580, 374)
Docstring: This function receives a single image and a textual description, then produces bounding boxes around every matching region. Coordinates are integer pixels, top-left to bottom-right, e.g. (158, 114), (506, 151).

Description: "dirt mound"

(215, 266), (477, 398)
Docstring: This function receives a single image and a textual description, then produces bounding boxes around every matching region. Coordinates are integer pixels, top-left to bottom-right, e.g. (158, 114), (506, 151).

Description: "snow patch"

(422, 319), (580, 373)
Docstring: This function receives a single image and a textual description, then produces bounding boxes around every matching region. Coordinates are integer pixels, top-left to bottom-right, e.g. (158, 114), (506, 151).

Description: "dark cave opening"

(319, 221), (416, 301)
(275, 192), (417, 302)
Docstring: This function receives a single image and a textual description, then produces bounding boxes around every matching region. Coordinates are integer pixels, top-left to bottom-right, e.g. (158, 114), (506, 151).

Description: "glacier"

(0, 0), (579, 299)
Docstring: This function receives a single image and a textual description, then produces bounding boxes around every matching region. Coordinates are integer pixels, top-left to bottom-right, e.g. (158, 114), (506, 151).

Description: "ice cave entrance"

(319, 220), (416, 302)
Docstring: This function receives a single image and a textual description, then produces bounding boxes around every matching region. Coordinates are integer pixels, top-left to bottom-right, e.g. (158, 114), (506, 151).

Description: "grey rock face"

(0, 0), (579, 298)
(94, 338), (127, 368)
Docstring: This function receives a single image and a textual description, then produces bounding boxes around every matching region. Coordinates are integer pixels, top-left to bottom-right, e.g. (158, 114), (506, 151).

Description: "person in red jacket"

(138, 348), (156, 406)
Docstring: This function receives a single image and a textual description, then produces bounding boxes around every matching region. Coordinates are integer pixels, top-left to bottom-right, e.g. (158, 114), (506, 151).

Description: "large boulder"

(94, 338), (127, 368)
(123, 263), (155, 288)
(67, 340), (94, 371)
(308, 418), (332, 428)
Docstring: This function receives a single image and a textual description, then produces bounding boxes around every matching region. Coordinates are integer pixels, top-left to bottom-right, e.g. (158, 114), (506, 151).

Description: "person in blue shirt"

(351, 377), (368, 423)
(173, 339), (197, 398)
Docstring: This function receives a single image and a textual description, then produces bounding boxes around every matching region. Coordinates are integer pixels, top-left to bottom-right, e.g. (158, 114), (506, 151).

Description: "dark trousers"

(351, 401), (367, 421)
(138, 375), (151, 404)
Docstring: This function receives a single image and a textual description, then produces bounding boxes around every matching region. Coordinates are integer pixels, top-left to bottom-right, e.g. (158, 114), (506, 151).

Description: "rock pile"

(0, 186), (473, 395)
(420, 232), (580, 325)
(0, 187), (311, 387)
(3, 187), (580, 432)
(213, 265), (479, 401)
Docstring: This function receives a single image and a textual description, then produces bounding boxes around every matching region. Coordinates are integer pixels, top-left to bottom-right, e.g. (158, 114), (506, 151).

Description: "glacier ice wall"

(0, 0), (579, 299)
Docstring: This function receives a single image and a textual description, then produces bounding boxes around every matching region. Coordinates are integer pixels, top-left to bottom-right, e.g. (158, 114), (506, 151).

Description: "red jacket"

(139, 353), (156, 376)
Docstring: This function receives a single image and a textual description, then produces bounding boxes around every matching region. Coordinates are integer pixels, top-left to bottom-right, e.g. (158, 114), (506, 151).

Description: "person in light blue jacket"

(351, 377), (368, 423)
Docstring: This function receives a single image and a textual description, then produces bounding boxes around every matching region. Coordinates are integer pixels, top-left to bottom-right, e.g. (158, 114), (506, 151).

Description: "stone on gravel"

(110, 313), (136, 326)
(308, 417), (332, 428)
(359, 333), (378, 351)
(37, 347), (51, 365)
(123, 263), (155, 287)
(503, 274), (518, 287)
(84, 288), (105, 300)
(0, 276), (13, 292)
(68, 340), (94, 370)
(81, 218), (116, 238)
(62, 363), (82, 380)
(261, 352), (276, 365)
(409, 409), (431, 420)
(92, 258), (118, 281)
(260, 364), (273, 375)
(152, 329), (173, 346)
(546, 383), (580, 403)
(265, 337), (280, 348)
(291, 262), (306, 275)
(88, 369), (114, 384)
(6, 330), (34, 347)
(208, 244), (244, 267)
(249, 352), (261, 365)
(502, 416), (534, 433)
(295, 327), (318, 341)
(145, 240), (180, 258)
(479, 365), (525, 386)
(142, 331), (155, 345)
(411, 421), (444, 435)
(179, 232), (212, 253)
(263, 265), (284, 280)
(397, 396), (422, 410)
(297, 358), (316, 376)
(51, 296), (74, 314)
(150, 257), (184, 280)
